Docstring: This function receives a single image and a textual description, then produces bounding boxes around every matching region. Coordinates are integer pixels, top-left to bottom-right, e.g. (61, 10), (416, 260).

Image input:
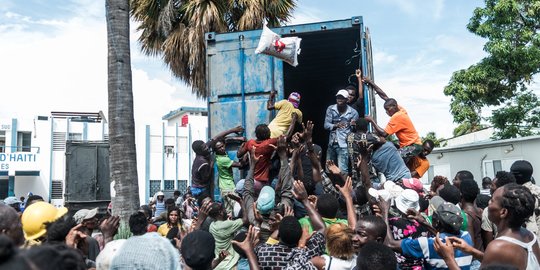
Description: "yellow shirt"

(268, 100), (303, 138)
(157, 223), (182, 237)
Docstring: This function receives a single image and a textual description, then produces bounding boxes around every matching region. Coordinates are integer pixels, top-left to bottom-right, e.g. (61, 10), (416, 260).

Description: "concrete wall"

(426, 136), (540, 186)
(137, 115), (208, 204)
(0, 115), (107, 201)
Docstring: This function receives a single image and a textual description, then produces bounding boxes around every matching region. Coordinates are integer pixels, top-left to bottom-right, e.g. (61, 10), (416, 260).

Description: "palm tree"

(130, 0), (296, 98)
(106, 0), (140, 224)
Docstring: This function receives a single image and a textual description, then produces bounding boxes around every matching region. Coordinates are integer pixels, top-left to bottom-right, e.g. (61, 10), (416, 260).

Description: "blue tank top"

(155, 200), (166, 217)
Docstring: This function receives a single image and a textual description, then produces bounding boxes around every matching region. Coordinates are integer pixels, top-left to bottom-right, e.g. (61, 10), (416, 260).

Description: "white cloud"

(379, 0), (446, 19)
(289, 6), (325, 25)
(373, 51), (397, 65)
(0, 1), (204, 129)
(433, 0), (445, 20)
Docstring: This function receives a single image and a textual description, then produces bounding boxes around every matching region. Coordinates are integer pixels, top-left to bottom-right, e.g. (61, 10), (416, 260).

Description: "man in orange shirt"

(362, 77), (422, 161)
(406, 140), (434, 178)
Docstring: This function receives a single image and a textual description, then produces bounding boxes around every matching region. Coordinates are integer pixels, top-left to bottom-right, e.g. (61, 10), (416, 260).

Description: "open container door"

(282, 17), (374, 156)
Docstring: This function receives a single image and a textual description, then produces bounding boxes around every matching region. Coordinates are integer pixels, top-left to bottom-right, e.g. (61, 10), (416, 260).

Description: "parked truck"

(205, 17), (376, 196)
(64, 141), (111, 213)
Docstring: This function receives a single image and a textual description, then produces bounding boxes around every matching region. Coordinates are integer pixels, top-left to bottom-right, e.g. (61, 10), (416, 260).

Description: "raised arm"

(209, 126), (244, 148)
(284, 112), (298, 140)
(304, 121), (322, 183)
(356, 69), (365, 101)
(378, 197), (402, 252)
(362, 77), (389, 101)
(275, 136), (294, 208)
(232, 226), (261, 270)
(242, 146), (260, 226)
(293, 180), (325, 233)
(336, 177), (357, 230)
(364, 116), (389, 138)
(290, 134), (304, 181)
(267, 91), (276, 110)
(356, 141), (372, 189)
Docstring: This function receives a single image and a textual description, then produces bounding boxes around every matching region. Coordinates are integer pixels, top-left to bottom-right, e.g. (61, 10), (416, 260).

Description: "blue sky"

(0, 0), (492, 138)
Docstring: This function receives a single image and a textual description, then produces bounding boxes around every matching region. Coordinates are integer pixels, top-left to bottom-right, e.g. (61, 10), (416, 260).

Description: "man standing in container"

(267, 90), (303, 138)
(362, 77), (422, 162)
(324, 89), (359, 174)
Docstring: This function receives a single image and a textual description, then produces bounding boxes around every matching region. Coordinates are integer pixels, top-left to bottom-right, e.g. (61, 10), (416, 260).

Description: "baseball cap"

(394, 189), (420, 214)
(336, 89), (349, 99)
(402, 178), (424, 193)
(181, 230), (216, 268)
(73, 208), (98, 224)
(428, 196), (445, 215)
(257, 186), (275, 214)
(434, 202), (463, 233)
(288, 92), (301, 108)
(3, 196), (21, 205)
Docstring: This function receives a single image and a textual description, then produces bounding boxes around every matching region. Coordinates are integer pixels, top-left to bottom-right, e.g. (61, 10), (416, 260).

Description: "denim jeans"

(326, 144), (349, 174)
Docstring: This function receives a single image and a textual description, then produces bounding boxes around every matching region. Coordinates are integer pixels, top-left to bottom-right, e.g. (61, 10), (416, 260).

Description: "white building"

(426, 133), (540, 184)
(136, 107), (208, 204)
(0, 112), (108, 206)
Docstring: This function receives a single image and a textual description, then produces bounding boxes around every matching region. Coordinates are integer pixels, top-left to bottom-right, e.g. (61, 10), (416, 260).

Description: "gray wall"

(426, 137), (540, 186)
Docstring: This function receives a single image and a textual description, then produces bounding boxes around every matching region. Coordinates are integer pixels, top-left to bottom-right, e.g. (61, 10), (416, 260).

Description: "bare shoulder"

(483, 239), (526, 268)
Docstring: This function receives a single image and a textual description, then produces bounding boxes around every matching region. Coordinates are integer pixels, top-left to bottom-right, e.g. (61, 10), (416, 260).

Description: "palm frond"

(131, 0), (295, 98)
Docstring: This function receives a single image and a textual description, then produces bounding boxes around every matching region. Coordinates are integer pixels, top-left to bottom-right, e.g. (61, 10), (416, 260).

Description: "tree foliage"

(444, 0), (540, 139)
(130, 0), (296, 98)
(422, 131), (446, 147)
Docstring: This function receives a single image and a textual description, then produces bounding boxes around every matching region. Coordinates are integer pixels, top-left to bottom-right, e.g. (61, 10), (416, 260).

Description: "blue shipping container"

(205, 17), (376, 198)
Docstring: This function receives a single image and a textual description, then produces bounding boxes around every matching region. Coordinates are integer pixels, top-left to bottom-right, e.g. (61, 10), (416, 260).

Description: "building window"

(177, 180), (188, 194)
(17, 132), (31, 152)
(68, 132), (82, 141)
(149, 180), (161, 198)
(0, 131), (5, 153)
(164, 145), (175, 158)
(164, 180), (175, 191)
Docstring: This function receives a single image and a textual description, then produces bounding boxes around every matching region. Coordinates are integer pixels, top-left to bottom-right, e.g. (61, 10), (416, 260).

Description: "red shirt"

(243, 138), (278, 182)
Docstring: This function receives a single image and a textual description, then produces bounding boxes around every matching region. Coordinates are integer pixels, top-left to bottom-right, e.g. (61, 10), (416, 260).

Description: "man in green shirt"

(214, 140), (243, 216)
(298, 193), (348, 233)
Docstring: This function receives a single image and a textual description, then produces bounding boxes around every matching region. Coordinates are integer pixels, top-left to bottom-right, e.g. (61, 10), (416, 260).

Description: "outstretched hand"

(198, 200), (213, 218)
(100, 215), (120, 241)
(406, 208), (426, 223)
(232, 225), (260, 252)
(304, 121), (314, 145)
(249, 146), (261, 167)
(446, 236), (474, 254)
(434, 233), (455, 261)
(355, 69), (362, 78)
(292, 180), (309, 201)
(336, 176), (353, 199)
(232, 126), (245, 134)
(364, 116), (374, 123)
(65, 224), (88, 248)
(326, 160), (341, 176)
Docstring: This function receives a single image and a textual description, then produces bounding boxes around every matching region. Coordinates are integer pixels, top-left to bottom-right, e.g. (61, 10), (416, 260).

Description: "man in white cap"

(73, 208), (101, 260)
(324, 89), (359, 174)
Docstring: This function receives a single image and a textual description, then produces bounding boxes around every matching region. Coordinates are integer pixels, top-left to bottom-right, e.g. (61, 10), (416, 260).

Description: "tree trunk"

(106, 0), (140, 224)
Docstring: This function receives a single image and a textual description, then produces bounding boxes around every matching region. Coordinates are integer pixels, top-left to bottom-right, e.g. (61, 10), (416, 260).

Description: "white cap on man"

(336, 89), (349, 99)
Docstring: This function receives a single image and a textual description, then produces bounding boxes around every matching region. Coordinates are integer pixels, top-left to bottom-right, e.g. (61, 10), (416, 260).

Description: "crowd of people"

(1, 70), (539, 270)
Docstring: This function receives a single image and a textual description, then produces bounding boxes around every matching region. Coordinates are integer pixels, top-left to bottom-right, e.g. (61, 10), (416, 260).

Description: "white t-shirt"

(322, 254), (357, 270)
